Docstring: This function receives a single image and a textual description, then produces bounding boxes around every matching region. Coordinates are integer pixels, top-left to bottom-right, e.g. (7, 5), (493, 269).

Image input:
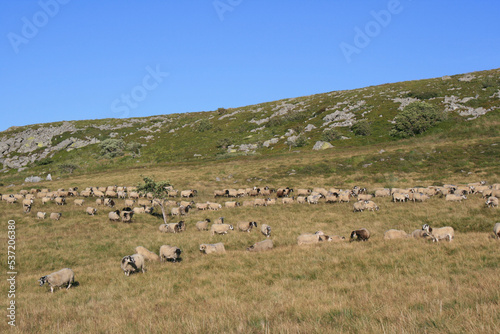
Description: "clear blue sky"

(1, 0), (499, 131)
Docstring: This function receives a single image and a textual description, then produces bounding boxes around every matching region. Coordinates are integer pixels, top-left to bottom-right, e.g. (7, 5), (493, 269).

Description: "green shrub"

(390, 101), (446, 138)
(217, 108), (227, 115)
(35, 158), (53, 166)
(99, 139), (125, 158)
(126, 142), (141, 157)
(321, 128), (342, 142)
(195, 119), (212, 132)
(216, 138), (233, 149)
(406, 90), (439, 100)
(58, 163), (78, 174)
(290, 135), (308, 147)
(351, 120), (371, 136)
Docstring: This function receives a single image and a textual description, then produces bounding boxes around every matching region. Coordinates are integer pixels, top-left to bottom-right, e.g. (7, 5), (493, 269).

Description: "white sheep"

(297, 233), (321, 245)
(210, 223), (234, 235)
(493, 223), (500, 239)
(86, 207), (97, 216)
(54, 197), (66, 205)
(50, 212), (62, 221)
(445, 194), (467, 202)
(260, 224), (271, 238)
(247, 239), (273, 252)
(121, 254), (145, 276)
(159, 245), (182, 262)
(74, 199), (84, 206)
(353, 201), (366, 212)
(195, 219), (211, 231)
(393, 193), (409, 202)
(38, 268), (74, 293)
(383, 229), (409, 240)
(135, 246), (160, 261)
(237, 221), (257, 232)
(422, 224), (454, 242)
(37, 212), (46, 220)
(486, 196), (498, 208)
(108, 210), (120, 222)
(199, 243), (226, 254)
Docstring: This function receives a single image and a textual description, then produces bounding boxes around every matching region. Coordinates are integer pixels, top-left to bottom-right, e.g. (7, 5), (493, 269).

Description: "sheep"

(208, 202), (222, 210)
(133, 206), (153, 214)
(383, 229), (409, 240)
(247, 239), (273, 252)
(93, 190), (105, 198)
(135, 246), (160, 262)
(196, 219), (211, 231)
(121, 254), (145, 276)
(214, 217), (224, 225)
(80, 190), (93, 197)
(105, 190), (117, 198)
(104, 198), (116, 207)
(493, 223), (500, 239)
(37, 212), (46, 220)
(242, 200), (254, 207)
(297, 233), (329, 245)
(329, 235), (346, 242)
(260, 224), (271, 238)
(374, 188), (391, 197)
(181, 189), (197, 198)
(159, 221), (185, 233)
(129, 191), (140, 199)
(120, 209), (134, 223)
(225, 189), (239, 198)
(411, 229), (430, 239)
(266, 198), (277, 205)
(307, 195), (321, 204)
(22, 198), (34, 206)
(86, 207), (97, 216)
(364, 200), (379, 211)
(338, 192), (351, 203)
(117, 191), (127, 199)
(108, 210), (120, 222)
(50, 212), (62, 221)
(422, 224), (454, 242)
(199, 243), (226, 254)
(282, 197), (294, 204)
(5, 197), (17, 204)
(353, 201), (367, 212)
(224, 201), (240, 208)
(124, 199), (135, 207)
(296, 188), (311, 196)
(23, 203), (32, 214)
(210, 223), (234, 235)
(445, 194), (467, 202)
(180, 200), (195, 208)
(171, 205), (189, 216)
(253, 198), (267, 207)
(238, 221), (257, 232)
(486, 196), (498, 208)
(74, 199), (84, 206)
(196, 202), (209, 210)
(41, 196), (53, 205)
(138, 199), (152, 206)
(276, 187), (293, 198)
(393, 193), (409, 202)
(159, 245), (182, 262)
(214, 190), (225, 197)
(38, 268), (75, 293)
(350, 228), (370, 241)
(259, 187), (272, 197)
(412, 192), (430, 202)
(358, 194), (373, 201)
(296, 196), (307, 204)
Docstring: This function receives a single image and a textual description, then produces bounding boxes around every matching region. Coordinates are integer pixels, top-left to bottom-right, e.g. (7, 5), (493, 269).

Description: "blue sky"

(1, 0), (499, 132)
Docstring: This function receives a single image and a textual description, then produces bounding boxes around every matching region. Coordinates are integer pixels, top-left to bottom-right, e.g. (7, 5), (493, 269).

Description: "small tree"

(58, 163), (78, 174)
(321, 128), (342, 142)
(100, 139), (125, 158)
(390, 101), (446, 138)
(351, 120), (371, 136)
(136, 176), (172, 224)
(126, 142), (141, 157)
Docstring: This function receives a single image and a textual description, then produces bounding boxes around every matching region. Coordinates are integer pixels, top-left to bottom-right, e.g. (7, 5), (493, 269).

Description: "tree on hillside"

(136, 176), (172, 224)
(389, 101), (446, 138)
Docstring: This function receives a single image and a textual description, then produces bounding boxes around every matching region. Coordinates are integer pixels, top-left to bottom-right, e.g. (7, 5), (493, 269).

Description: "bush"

(58, 163), (78, 174)
(321, 128), (342, 142)
(351, 120), (371, 136)
(100, 139), (125, 158)
(217, 108), (227, 115)
(126, 142), (141, 157)
(288, 135), (308, 148)
(216, 138), (233, 149)
(390, 101), (446, 138)
(195, 119), (212, 132)
(406, 90), (439, 100)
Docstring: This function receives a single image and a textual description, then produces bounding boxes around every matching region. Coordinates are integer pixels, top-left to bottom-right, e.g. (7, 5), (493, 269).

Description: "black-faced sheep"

(486, 196), (498, 208)
(422, 224), (454, 242)
(39, 268), (74, 293)
(238, 221), (257, 232)
(260, 224), (271, 238)
(50, 212), (62, 221)
(85, 207), (97, 216)
(196, 219), (211, 231)
(108, 210), (120, 222)
(350, 228), (370, 241)
(159, 245), (182, 262)
(210, 223), (234, 236)
(121, 254), (145, 276)
(199, 243), (225, 254)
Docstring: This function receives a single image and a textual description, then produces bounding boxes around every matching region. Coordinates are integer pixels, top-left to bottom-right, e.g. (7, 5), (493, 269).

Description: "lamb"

(485, 196), (498, 208)
(350, 228), (370, 241)
(39, 268), (75, 293)
(210, 223), (234, 235)
(108, 210), (120, 222)
(199, 243), (226, 254)
(260, 224), (271, 238)
(422, 224), (454, 242)
(383, 229), (409, 239)
(74, 199), (85, 206)
(247, 239), (273, 252)
(494, 223), (500, 239)
(37, 212), (46, 220)
(50, 212), (62, 221)
(135, 246), (160, 261)
(85, 207), (97, 216)
(159, 245), (182, 262)
(445, 194), (467, 202)
(196, 219), (211, 231)
(238, 221), (257, 232)
(121, 254), (145, 276)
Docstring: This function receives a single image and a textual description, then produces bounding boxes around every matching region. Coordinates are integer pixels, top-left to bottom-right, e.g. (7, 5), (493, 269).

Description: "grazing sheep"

(96, 198), (104, 206)
(307, 195), (321, 204)
(260, 224), (271, 238)
(135, 246), (160, 262)
(181, 189), (197, 198)
(200, 243), (226, 254)
(23, 204), (32, 214)
(37, 212), (46, 220)
(210, 223), (234, 236)
(412, 192), (430, 202)
(238, 221), (257, 232)
(318, 235), (333, 242)
(374, 188), (391, 197)
(196, 202), (209, 210)
(247, 239), (273, 252)
(124, 199), (135, 207)
(486, 196), (498, 208)
(85, 207), (97, 216)
(159, 221), (185, 233)
(159, 245), (182, 262)
(276, 187), (293, 198)
(22, 198), (34, 206)
(445, 194), (467, 202)
(214, 190), (225, 197)
(364, 200), (379, 211)
(171, 205), (190, 216)
(80, 190), (93, 197)
(242, 200), (254, 207)
(196, 219), (211, 231)
(253, 198), (267, 207)
(358, 194), (373, 201)
(38, 268), (75, 293)
(411, 229), (430, 239)
(338, 192), (351, 203)
(108, 210), (120, 222)
(50, 212), (62, 221)
(325, 195), (339, 203)
(422, 224), (454, 242)
(208, 202), (222, 210)
(214, 217), (224, 225)
(138, 199), (152, 207)
(5, 197), (17, 204)
(297, 233), (329, 245)
(296, 188), (311, 196)
(121, 254), (145, 276)
(74, 199), (84, 206)
(296, 196), (307, 204)
(350, 228), (370, 241)
(266, 198), (277, 205)
(104, 198), (116, 207)
(353, 201), (367, 212)
(282, 197), (294, 204)
(393, 193), (409, 202)
(493, 223), (500, 239)
(384, 229), (409, 240)
(105, 190), (117, 198)
(224, 201), (240, 208)
(120, 209), (134, 223)
(41, 196), (53, 205)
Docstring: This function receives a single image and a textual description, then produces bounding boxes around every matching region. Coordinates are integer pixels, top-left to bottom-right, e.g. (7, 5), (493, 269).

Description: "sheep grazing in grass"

(199, 243), (226, 254)
(224, 201), (240, 208)
(208, 202), (222, 210)
(282, 197), (294, 204)
(238, 221), (257, 232)
(196, 219), (211, 231)
(247, 239), (273, 252)
(374, 188), (391, 197)
(422, 224), (454, 242)
(210, 223), (234, 236)
(120, 209), (134, 223)
(37, 212), (46, 220)
(260, 224), (271, 238)
(41, 197), (52, 205)
(493, 223), (500, 239)
(135, 246), (160, 262)
(104, 198), (116, 208)
(485, 196), (498, 208)
(364, 200), (379, 211)
(353, 201), (367, 212)
(121, 254), (145, 276)
(23, 203), (32, 214)
(393, 193), (409, 203)
(39, 268), (74, 293)
(445, 194), (467, 202)
(86, 207), (97, 216)
(159, 221), (185, 233)
(132, 206), (153, 214)
(410, 229), (430, 239)
(350, 228), (370, 241)
(54, 197), (66, 206)
(6, 197), (17, 204)
(358, 194), (373, 201)
(50, 213), (62, 221)
(159, 245), (182, 262)
(384, 229), (409, 240)
(124, 199), (135, 207)
(74, 199), (84, 206)
(108, 210), (120, 222)
(297, 233), (330, 245)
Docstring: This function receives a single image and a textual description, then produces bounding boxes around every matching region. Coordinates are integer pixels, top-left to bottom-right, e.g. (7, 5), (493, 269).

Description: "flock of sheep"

(2, 180), (499, 293)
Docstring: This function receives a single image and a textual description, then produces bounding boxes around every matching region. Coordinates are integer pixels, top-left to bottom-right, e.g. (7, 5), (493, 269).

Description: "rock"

(304, 124), (317, 132)
(46, 173), (52, 181)
(263, 138), (279, 147)
(312, 141), (333, 151)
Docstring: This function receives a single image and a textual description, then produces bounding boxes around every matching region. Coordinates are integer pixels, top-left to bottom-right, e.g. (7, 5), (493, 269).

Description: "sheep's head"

(39, 276), (48, 286)
(422, 224), (430, 232)
(199, 245), (207, 252)
(350, 231), (357, 239)
(251, 222), (257, 227)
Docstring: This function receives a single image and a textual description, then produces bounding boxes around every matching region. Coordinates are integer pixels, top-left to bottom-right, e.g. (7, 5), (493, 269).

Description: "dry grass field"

(0, 154), (499, 333)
